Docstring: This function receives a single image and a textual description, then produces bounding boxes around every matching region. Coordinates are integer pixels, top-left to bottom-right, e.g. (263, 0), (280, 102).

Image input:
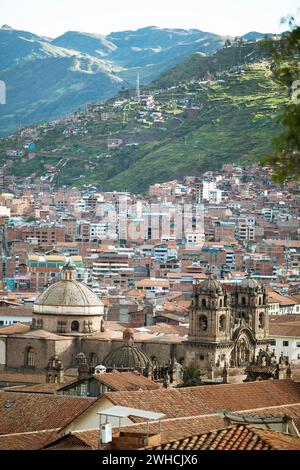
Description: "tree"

(263, 17), (300, 183)
(177, 363), (203, 388)
(224, 38), (232, 48)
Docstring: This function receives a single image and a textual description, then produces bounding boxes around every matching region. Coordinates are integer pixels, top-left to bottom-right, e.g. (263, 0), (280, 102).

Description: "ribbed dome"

(35, 280), (102, 307)
(34, 264), (102, 308)
(102, 332), (152, 372)
(198, 273), (222, 294)
(240, 273), (259, 290)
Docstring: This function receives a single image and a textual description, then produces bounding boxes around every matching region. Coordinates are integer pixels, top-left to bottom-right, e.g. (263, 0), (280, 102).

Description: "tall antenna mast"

(136, 72), (141, 103)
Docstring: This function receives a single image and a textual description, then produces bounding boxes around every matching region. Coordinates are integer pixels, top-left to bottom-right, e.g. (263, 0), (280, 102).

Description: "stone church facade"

(0, 266), (272, 378)
(186, 273), (270, 370)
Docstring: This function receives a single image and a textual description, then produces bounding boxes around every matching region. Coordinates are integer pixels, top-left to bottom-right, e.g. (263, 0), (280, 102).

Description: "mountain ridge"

(0, 40), (288, 193)
(0, 25), (274, 136)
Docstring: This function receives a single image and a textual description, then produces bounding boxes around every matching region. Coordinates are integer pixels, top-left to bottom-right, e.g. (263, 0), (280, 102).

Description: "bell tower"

(189, 273), (231, 343)
(231, 272), (269, 339)
(46, 354), (64, 384)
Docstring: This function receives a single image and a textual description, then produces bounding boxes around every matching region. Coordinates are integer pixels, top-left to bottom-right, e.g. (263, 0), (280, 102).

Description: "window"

(26, 347), (35, 367)
(71, 321), (80, 332)
(283, 341), (289, 347)
(199, 315), (208, 331)
(201, 299), (207, 308)
(258, 312), (265, 329)
(219, 315), (226, 332)
(241, 297), (246, 306)
(296, 342), (300, 348)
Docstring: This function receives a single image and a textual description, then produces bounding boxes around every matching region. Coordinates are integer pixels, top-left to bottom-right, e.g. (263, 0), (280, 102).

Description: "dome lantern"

(102, 329), (152, 376)
(61, 262), (77, 281)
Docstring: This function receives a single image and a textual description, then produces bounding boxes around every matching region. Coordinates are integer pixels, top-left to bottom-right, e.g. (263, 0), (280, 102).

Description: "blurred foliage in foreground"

(263, 18), (300, 183)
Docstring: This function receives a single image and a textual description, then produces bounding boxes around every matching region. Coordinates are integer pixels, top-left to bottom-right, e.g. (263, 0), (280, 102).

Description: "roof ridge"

(0, 428), (61, 437)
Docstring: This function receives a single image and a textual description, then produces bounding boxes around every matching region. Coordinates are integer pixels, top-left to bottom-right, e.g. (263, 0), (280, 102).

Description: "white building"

(0, 308), (32, 327)
(269, 321), (300, 362)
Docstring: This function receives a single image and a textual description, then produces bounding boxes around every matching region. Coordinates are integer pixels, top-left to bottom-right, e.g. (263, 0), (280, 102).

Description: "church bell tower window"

(199, 315), (208, 331)
(219, 315), (226, 332)
(258, 312), (265, 329)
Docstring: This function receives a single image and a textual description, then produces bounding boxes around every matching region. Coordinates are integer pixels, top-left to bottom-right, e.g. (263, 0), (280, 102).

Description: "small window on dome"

(71, 321), (79, 332)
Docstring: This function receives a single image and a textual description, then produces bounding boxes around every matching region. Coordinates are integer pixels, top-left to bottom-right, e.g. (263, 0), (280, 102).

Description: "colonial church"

(0, 264), (286, 381)
(187, 272), (269, 369)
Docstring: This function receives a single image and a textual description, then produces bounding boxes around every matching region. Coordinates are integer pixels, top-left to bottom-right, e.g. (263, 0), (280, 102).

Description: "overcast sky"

(1, 0), (299, 38)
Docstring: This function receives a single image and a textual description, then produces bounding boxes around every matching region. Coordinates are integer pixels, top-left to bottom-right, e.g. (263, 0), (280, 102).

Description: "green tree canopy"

(263, 18), (300, 183)
(177, 363), (203, 388)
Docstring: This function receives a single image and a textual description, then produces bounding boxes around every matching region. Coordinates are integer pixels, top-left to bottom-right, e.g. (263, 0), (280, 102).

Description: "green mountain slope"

(105, 65), (287, 191)
(151, 41), (268, 88)
(0, 43), (288, 193)
(0, 25), (227, 136)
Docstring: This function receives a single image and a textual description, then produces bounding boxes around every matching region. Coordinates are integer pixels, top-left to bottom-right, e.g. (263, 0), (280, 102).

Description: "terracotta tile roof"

(0, 372), (47, 384)
(4, 383), (68, 394)
(21, 329), (73, 340)
(167, 273), (206, 280)
(245, 365), (278, 374)
(143, 323), (188, 337)
(122, 403), (300, 443)
(147, 425), (300, 450)
(126, 290), (146, 297)
(122, 415), (225, 444)
(270, 315), (300, 323)
(93, 371), (159, 391)
(43, 430), (99, 450)
(0, 307), (32, 316)
(0, 324), (31, 335)
(104, 380), (300, 421)
(238, 403), (300, 433)
(42, 434), (95, 451)
(269, 322), (300, 337)
(136, 279), (170, 288)
(267, 291), (296, 305)
(45, 403), (300, 449)
(155, 312), (188, 323)
(0, 429), (59, 450)
(0, 391), (97, 434)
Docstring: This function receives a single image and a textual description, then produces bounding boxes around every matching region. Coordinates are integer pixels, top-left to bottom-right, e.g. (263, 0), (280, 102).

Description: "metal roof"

(98, 406), (165, 420)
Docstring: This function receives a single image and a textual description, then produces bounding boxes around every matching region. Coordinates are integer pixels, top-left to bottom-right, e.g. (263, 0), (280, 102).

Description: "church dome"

(35, 280), (101, 307)
(102, 330), (152, 372)
(240, 272), (259, 290)
(33, 264), (103, 316)
(198, 273), (223, 294)
(33, 264), (104, 324)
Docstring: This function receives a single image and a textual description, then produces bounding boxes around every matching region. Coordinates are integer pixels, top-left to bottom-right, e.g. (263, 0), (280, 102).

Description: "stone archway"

(230, 329), (255, 367)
